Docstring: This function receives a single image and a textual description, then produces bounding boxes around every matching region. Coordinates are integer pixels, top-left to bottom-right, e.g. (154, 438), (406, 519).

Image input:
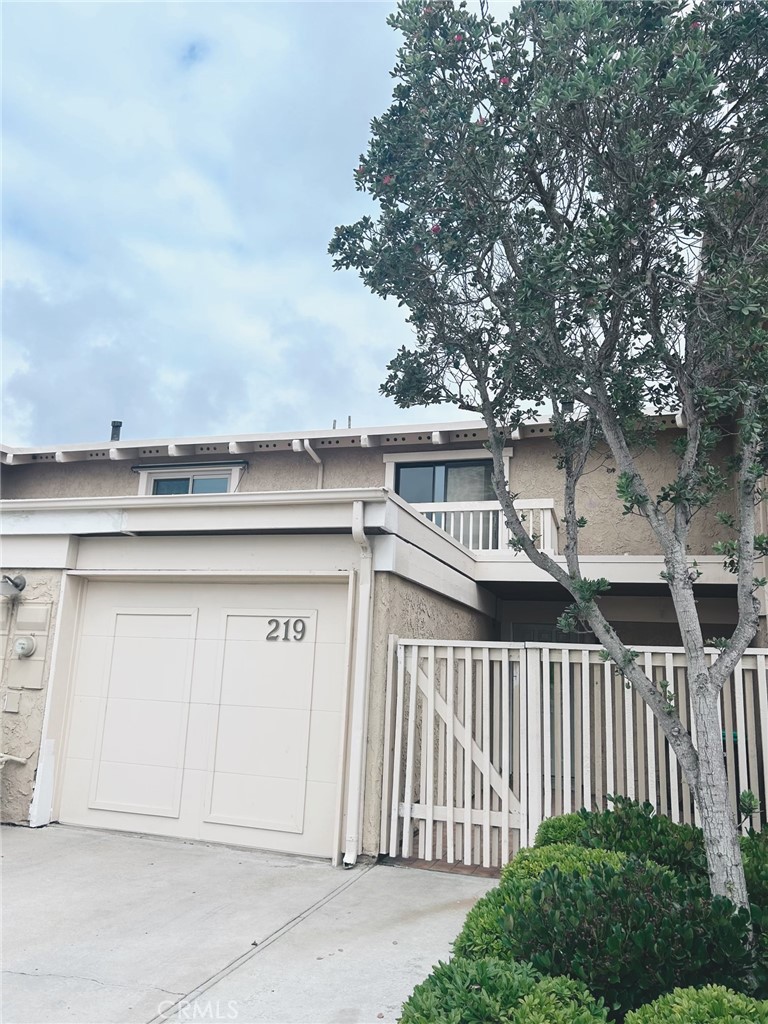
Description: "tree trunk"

(692, 689), (750, 908)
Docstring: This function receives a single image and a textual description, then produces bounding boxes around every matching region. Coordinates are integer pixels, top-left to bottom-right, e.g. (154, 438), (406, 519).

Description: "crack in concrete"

(3, 969), (184, 998)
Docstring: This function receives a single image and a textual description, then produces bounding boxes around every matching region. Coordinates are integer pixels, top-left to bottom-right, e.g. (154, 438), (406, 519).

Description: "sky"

(2, 0), (477, 448)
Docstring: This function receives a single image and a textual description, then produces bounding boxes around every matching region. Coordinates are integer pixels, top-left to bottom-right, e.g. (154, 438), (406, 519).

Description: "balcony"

(413, 499), (560, 556)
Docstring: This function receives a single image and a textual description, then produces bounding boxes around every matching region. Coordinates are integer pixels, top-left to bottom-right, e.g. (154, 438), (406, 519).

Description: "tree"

(330, 0), (768, 907)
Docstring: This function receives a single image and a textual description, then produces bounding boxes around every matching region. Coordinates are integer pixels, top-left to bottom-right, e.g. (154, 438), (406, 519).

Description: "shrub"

(624, 985), (768, 1023)
(452, 885), (512, 960)
(457, 846), (626, 961)
(502, 858), (754, 1019)
(501, 843), (625, 888)
(398, 957), (608, 1024)
(534, 813), (587, 848)
(742, 829), (768, 910)
(582, 797), (707, 880)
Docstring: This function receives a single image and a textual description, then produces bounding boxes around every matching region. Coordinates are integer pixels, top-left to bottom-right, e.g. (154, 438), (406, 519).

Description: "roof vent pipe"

(111, 421), (123, 442)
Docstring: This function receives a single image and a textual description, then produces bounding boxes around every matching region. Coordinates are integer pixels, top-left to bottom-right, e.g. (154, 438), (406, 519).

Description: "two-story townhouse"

(1, 417), (764, 868)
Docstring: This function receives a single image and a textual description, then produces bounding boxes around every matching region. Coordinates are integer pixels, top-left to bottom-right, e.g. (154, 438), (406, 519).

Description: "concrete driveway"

(1, 825), (493, 1024)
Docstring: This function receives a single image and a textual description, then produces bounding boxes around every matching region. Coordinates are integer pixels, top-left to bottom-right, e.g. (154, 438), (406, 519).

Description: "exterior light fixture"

(1, 575), (27, 598)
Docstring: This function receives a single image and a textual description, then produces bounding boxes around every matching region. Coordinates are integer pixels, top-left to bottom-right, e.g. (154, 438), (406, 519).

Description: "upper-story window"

(396, 460), (495, 504)
(136, 464), (245, 496)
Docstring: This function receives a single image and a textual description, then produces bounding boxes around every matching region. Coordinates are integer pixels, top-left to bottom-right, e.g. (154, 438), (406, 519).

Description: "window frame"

(135, 463), (246, 497)
(383, 447), (514, 500)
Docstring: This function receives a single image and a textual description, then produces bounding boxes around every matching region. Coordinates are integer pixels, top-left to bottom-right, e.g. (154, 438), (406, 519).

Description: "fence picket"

(501, 653), (511, 865)
(463, 646), (473, 866)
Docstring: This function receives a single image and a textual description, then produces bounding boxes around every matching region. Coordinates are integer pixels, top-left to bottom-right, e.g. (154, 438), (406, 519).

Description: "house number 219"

(266, 618), (307, 642)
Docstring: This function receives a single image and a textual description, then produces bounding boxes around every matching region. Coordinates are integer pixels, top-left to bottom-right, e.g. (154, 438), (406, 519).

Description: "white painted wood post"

(501, 652), (511, 865)
(526, 647), (542, 847)
(581, 650), (592, 810)
(402, 645), (419, 858)
(542, 647), (552, 821)
(379, 634), (398, 853)
(463, 647), (474, 866)
(389, 642), (406, 857)
(446, 650), (456, 863)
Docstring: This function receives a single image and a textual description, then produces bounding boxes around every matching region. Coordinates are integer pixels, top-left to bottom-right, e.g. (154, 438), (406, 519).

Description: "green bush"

(534, 813), (587, 848)
(582, 797), (708, 880)
(624, 985), (768, 1023)
(742, 829), (768, 910)
(457, 845), (626, 961)
(502, 858), (754, 1019)
(398, 957), (608, 1024)
(501, 843), (625, 888)
(452, 885), (511, 960)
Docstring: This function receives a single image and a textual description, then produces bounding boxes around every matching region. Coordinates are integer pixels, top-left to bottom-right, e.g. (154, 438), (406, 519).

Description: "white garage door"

(59, 580), (349, 858)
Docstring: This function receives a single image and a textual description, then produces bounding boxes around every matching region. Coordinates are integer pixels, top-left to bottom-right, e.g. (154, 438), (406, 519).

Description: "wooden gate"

(380, 639), (768, 869)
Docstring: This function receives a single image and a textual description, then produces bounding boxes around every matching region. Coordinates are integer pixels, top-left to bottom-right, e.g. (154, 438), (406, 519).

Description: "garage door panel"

(225, 610), (317, 645)
(303, 780), (337, 844)
(206, 772), (304, 832)
(90, 761), (182, 817)
(70, 638), (111, 698)
(184, 703), (218, 771)
(109, 636), (193, 702)
(98, 698), (189, 770)
(114, 611), (195, 640)
(65, 696), (104, 760)
(307, 710), (343, 784)
(188, 639), (223, 704)
(212, 706), (309, 779)
(220, 639), (315, 710)
(311, 643), (348, 712)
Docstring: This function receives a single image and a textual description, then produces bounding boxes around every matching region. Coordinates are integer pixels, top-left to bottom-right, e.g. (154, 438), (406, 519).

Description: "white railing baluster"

(412, 499), (558, 555)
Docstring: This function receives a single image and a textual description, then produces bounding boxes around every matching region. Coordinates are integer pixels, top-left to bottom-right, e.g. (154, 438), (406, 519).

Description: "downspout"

(291, 438), (324, 487)
(304, 439), (323, 488)
(344, 500), (374, 866)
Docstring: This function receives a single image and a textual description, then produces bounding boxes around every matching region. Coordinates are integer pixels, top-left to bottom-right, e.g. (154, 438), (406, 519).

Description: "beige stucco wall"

(511, 432), (736, 557)
(361, 572), (496, 856)
(1, 568), (63, 824)
(1, 429), (742, 561)
(1, 461), (137, 499)
(1, 447), (387, 500)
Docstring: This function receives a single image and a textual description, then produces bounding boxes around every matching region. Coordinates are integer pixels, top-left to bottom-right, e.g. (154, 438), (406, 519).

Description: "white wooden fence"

(380, 639), (768, 868)
(413, 499), (559, 555)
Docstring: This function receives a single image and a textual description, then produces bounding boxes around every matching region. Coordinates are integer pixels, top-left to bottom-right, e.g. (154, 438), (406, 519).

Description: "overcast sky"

(2, 1), (475, 447)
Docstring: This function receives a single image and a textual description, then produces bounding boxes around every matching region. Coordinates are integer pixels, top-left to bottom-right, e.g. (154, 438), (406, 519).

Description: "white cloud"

(1, 1), (476, 446)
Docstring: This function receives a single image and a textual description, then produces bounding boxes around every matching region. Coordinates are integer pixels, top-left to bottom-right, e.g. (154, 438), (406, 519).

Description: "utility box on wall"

(5, 604), (51, 691)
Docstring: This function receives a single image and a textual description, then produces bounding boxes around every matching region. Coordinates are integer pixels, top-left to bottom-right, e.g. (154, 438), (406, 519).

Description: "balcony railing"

(413, 499), (559, 555)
